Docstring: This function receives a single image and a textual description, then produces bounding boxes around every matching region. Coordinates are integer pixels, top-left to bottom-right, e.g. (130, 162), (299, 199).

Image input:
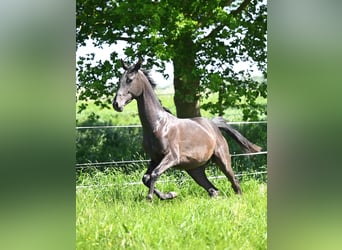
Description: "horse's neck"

(136, 82), (165, 132)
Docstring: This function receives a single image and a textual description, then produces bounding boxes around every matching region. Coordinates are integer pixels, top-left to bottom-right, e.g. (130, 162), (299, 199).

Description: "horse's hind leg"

(213, 148), (242, 195)
(186, 165), (219, 197)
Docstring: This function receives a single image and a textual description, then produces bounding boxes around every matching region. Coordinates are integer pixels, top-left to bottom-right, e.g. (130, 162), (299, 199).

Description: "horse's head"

(113, 58), (143, 112)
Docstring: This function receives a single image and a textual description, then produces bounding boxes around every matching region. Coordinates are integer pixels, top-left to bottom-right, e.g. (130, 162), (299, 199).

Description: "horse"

(113, 58), (261, 201)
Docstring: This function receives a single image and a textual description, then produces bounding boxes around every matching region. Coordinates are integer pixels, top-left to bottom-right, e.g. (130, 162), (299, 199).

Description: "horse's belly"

(174, 161), (207, 171)
(175, 149), (213, 170)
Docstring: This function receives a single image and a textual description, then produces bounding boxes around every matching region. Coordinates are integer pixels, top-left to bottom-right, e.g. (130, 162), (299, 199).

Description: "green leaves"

(173, 13), (198, 38)
(76, 0), (267, 120)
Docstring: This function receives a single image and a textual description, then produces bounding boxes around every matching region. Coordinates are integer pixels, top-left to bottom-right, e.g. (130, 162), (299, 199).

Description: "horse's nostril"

(113, 101), (123, 112)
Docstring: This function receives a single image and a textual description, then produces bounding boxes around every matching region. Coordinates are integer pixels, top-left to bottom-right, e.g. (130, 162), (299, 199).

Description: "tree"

(76, 0), (267, 119)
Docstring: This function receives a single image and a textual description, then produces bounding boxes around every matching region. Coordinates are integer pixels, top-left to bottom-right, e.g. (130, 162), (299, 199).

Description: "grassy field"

(76, 169), (267, 250)
(76, 88), (267, 249)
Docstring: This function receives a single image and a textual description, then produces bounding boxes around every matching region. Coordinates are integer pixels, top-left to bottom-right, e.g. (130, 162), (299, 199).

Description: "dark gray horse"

(113, 58), (261, 200)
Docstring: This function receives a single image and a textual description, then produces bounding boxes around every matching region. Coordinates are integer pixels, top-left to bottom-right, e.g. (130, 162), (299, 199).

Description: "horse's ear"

(121, 59), (129, 70)
(133, 57), (142, 71)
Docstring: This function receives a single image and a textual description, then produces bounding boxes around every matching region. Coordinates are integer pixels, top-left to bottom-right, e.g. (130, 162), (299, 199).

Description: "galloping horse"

(113, 58), (261, 200)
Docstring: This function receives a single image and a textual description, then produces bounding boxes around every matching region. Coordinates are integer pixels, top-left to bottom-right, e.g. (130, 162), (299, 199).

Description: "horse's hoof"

(208, 188), (219, 198)
(167, 191), (177, 199)
(147, 194), (153, 201)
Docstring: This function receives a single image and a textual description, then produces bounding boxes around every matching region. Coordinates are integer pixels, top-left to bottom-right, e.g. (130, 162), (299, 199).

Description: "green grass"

(76, 169), (267, 250)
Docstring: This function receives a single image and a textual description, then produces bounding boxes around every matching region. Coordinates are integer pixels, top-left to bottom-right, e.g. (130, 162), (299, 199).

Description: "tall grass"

(76, 169), (267, 249)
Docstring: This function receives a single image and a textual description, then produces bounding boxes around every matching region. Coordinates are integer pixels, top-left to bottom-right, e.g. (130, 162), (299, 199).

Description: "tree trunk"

(172, 35), (201, 118)
(218, 85), (225, 116)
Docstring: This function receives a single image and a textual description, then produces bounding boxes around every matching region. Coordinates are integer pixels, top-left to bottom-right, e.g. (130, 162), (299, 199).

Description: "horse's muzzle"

(112, 100), (123, 112)
(113, 92), (133, 112)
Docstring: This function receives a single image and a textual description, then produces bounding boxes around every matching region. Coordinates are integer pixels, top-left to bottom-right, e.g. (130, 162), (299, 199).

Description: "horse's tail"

(212, 117), (262, 153)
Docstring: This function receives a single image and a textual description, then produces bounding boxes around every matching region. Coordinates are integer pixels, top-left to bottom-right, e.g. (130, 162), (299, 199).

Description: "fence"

(76, 121), (267, 188)
(76, 170), (268, 189)
(75, 120), (266, 130)
(75, 151), (267, 169)
(76, 120), (267, 168)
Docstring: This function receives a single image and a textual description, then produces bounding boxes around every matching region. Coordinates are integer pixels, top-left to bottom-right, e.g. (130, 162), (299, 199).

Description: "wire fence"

(76, 170), (267, 189)
(76, 121), (267, 188)
(76, 121), (267, 168)
(75, 151), (267, 169)
(76, 120), (267, 130)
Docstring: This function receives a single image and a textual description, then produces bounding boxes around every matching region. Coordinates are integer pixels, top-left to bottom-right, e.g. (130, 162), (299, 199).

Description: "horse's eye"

(126, 78), (133, 84)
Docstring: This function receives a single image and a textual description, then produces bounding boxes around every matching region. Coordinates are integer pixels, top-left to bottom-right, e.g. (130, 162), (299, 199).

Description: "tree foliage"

(76, 0), (267, 120)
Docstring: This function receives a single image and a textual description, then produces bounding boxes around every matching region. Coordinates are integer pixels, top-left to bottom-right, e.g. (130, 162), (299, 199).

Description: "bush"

(76, 114), (146, 173)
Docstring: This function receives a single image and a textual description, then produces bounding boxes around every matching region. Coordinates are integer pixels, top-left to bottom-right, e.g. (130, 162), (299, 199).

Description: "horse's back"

(189, 117), (230, 153)
(163, 117), (224, 169)
(188, 117), (225, 139)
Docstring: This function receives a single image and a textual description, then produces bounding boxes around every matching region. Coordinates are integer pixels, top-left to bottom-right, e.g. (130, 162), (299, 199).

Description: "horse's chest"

(143, 133), (167, 157)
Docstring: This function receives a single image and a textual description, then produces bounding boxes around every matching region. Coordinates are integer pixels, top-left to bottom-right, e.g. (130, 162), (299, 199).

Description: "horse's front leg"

(142, 161), (176, 200)
(147, 155), (178, 201)
(142, 173), (176, 200)
(142, 161), (177, 200)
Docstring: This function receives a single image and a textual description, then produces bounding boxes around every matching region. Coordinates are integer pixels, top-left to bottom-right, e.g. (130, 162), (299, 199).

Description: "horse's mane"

(141, 69), (157, 89)
(141, 69), (172, 114)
